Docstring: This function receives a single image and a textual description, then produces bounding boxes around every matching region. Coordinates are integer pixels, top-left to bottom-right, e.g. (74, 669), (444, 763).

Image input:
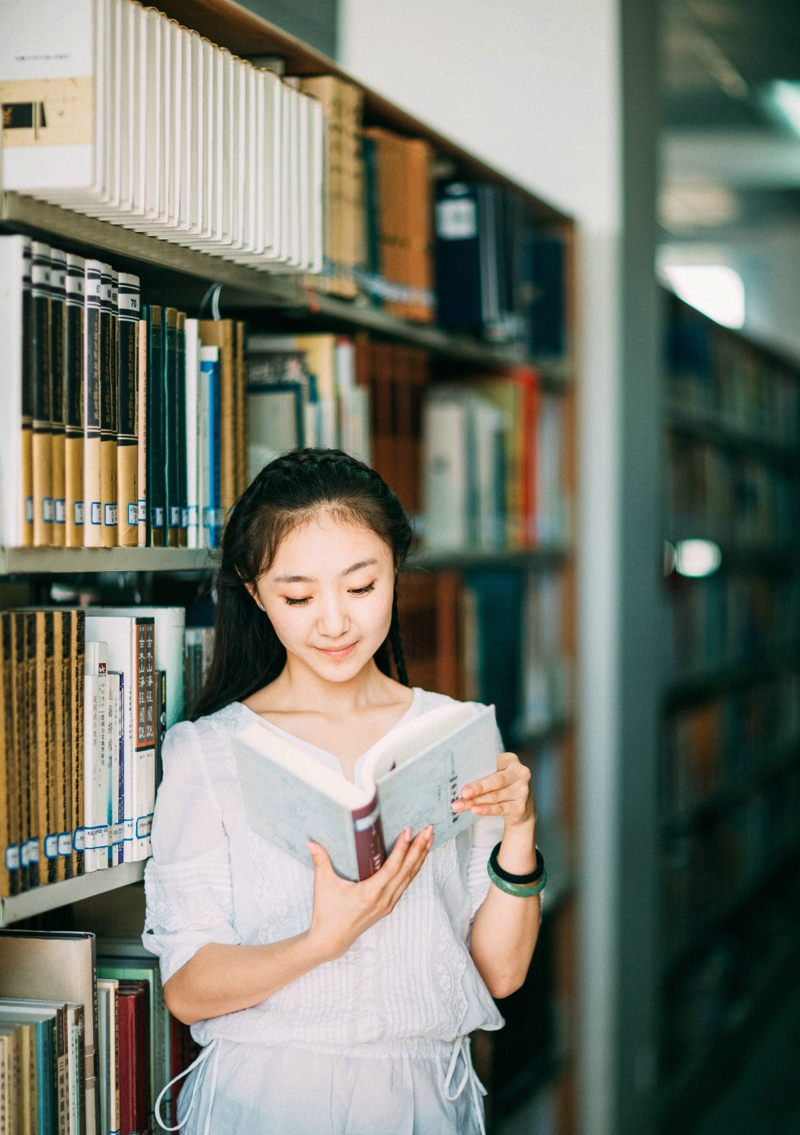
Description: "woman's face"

(252, 511), (396, 684)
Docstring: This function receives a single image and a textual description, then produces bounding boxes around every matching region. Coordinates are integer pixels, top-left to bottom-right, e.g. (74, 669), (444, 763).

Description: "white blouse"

(142, 689), (505, 1049)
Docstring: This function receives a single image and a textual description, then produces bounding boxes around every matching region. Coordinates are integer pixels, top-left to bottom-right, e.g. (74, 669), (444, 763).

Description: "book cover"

(117, 982), (149, 1135)
(84, 640), (109, 874)
(0, 613), (20, 898)
(117, 273), (140, 546)
(198, 321), (235, 513)
(72, 610), (87, 878)
(233, 700), (499, 881)
(64, 253), (86, 547)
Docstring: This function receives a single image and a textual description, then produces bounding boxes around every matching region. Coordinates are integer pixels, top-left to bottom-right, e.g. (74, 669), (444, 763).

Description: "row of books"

(666, 571), (800, 677)
(0, 8), (569, 356)
(421, 376), (567, 551)
(0, 0), (323, 273)
(662, 672), (800, 824)
(399, 566), (569, 746)
(0, 930), (196, 1134)
(0, 234), (248, 549)
(667, 436), (800, 549)
(662, 871), (800, 1077)
(662, 759), (800, 957)
(667, 293), (800, 449)
(0, 606), (187, 899)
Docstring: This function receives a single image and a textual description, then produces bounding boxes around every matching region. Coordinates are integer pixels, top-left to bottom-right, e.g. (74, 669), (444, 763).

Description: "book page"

(375, 704), (500, 852)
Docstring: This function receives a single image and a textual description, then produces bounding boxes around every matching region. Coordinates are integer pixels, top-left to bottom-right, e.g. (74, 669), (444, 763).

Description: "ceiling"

(661, 0), (800, 235)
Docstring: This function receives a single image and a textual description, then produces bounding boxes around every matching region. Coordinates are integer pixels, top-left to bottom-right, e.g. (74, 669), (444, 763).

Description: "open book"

(232, 701), (499, 881)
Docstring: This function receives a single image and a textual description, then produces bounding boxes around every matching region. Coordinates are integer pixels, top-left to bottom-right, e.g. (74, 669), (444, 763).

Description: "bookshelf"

(0, 2), (579, 1132)
(658, 290), (800, 1132)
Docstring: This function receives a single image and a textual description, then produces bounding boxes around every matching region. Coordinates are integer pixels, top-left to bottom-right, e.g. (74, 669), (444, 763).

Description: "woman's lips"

(316, 642), (358, 660)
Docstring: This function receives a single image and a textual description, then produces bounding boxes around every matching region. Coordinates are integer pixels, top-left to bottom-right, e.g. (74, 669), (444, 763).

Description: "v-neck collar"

(235, 688), (420, 787)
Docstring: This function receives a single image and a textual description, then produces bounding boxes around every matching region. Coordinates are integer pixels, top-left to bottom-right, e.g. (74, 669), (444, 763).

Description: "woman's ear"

(242, 578), (266, 613)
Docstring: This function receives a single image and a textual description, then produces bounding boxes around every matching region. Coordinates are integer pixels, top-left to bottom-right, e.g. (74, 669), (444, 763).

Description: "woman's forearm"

(470, 819), (541, 1000)
(164, 933), (325, 1025)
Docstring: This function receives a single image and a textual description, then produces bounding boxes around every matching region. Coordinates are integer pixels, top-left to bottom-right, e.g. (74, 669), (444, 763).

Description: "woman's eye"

(284, 596), (312, 606)
(349, 583), (375, 596)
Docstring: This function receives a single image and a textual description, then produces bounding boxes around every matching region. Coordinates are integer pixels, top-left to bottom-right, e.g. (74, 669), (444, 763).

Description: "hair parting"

(193, 449), (413, 719)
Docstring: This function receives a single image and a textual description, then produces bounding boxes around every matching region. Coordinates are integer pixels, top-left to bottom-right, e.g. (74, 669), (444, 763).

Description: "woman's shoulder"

(412, 687), (486, 714)
(163, 702), (252, 779)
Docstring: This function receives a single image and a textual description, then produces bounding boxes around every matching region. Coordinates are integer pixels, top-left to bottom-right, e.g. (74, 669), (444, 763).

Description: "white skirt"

(163, 1036), (488, 1135)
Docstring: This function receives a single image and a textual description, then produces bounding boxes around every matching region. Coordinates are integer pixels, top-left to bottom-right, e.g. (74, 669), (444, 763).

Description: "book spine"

(57, 611), (73, 882)
(21, 611), (39, 889)
(21, 237), (34, 546)
(117, 274), (140, 546)
(199, 348), (221, 547)
(133, 622), (157, 860)
(9, 614), (25, 893)
(136, 319), (148, 546)
(184, 319), (199, 549)
(73, 611), (86, 877)
(351, 794), (386, 881)
(31, 240), (53, 546)
(0, 613), (19, 898)
(100, 266), (119, 547)
(50, 610), (68, 884)
(83, 261), (103, 547)
(65, 255), (86, 547)
(50, 247), (68, 546)
(56, 1004), (67, 1135)
(236, 321), (247, 499)
(37, 611), (57, 885)
(145, 307), (165, 546)
(108, 673), (123, 868)
(155, 669), (167, 791)
(84, 641), (109, 873)
(176, 312), (188, 548)
(164, 307), (180, 547)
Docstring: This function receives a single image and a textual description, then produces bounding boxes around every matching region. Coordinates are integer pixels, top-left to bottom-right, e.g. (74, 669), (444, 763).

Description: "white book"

(422, 399), (470, 550)
(233, 700), (499, 882)
(84, 640), (109, 872)
(96, 979), (119, 1135)
(88, 606), (186, 728)
(108, 672), (124, 866)
(85, 615), (157, 861)
(0, 235), (29, 548)
(185, 318), (200, 548)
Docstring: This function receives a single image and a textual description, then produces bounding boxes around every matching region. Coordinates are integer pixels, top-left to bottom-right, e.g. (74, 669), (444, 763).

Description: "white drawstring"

(442, 1036), (487, 1135)
(155, 1039), (219, 1134)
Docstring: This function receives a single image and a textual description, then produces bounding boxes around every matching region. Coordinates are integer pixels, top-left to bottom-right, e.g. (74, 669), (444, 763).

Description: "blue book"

(200, 347), (222, 547)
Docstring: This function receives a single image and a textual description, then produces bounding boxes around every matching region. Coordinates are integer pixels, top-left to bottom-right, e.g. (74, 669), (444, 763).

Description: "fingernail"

(473, 805), (483, 814)
(404, 827), (412, 842)
(425, 825), (433, 838)
(463, 787), (473, 798)
(451, 801), (463, 811)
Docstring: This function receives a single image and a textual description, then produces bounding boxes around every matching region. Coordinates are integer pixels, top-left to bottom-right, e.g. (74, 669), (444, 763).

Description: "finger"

(307, 841), (336, 876)
(466, 787), (524, 807)
(470, 802), (515, 816)
(377, 827), (414, 879)
(462, 769), (512, 800)
(386, 827), (432, 901)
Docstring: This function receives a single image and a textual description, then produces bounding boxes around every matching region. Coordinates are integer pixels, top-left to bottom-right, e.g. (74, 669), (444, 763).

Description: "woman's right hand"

(306, 826), (433, 962)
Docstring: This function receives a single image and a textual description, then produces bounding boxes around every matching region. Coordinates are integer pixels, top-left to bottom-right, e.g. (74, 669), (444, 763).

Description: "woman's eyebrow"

(272, 559), (378, 584)
(342, 558), (378, 576)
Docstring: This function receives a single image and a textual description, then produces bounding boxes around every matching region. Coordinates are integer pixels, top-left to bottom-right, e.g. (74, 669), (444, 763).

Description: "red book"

(117, 981), (150, 1135)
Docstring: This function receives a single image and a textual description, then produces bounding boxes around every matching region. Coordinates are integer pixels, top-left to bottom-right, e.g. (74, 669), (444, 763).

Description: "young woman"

(144, 449), (544, 1135)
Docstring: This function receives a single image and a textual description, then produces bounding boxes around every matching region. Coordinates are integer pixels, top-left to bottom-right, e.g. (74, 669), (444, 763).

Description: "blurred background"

(3, 2), (799, 1134)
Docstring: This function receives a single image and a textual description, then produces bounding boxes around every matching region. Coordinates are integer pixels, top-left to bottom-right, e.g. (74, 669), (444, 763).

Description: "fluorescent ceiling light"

(673, 539), (722, 578)
(661, 263), (745, 329)
(765, 81), (800, 138)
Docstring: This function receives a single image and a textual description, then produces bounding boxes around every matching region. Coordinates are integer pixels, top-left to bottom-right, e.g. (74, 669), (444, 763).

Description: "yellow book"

(99, 266), (118, 547)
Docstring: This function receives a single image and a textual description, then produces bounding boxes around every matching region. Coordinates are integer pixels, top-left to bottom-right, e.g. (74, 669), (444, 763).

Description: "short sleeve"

(142, 720), (241, 984)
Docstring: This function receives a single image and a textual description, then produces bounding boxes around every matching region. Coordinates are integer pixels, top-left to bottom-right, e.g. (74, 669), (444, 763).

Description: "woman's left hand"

(452, 751), (535, 829)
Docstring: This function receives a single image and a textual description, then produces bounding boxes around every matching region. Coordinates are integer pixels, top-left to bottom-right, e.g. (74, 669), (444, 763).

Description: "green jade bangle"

(487, 843), (547, 898)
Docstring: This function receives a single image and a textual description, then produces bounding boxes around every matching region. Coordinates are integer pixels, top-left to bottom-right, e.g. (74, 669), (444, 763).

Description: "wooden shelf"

(0, 861), (146, 928)
(1, 192), (571, 384)
(664, 643), (800, 707)
(0, 545), (218, 576)
(667, 403), (800, 472)
(407, 544), (569, 572)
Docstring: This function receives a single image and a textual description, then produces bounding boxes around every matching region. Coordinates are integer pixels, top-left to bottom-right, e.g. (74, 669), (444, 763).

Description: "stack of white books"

(0, 0), (324, 273)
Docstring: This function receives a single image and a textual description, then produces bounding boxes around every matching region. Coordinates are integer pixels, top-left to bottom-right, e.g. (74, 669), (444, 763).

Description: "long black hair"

(192, 449), (413, 719)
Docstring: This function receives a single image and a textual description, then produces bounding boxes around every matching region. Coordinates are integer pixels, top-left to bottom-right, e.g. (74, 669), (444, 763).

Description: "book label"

(90, 502), (101, 525)
(55, 499), (66, 523)
(4, 845), (19, 872)
(137, 499), (146, 523)
(104, 504), (118, 526)
(74, 502), (84, 525)
(58, 832), (73, 855)
(44, 834), (59, 859)
(84, 824), (109, 851)
(128, 503), (137, 525)
(136, 814), (153, 839)
(73, 828), (86, 852)
(436, 197), (477, 240)
(25, 838), (39, 865)
(43, 496), (54, 522)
